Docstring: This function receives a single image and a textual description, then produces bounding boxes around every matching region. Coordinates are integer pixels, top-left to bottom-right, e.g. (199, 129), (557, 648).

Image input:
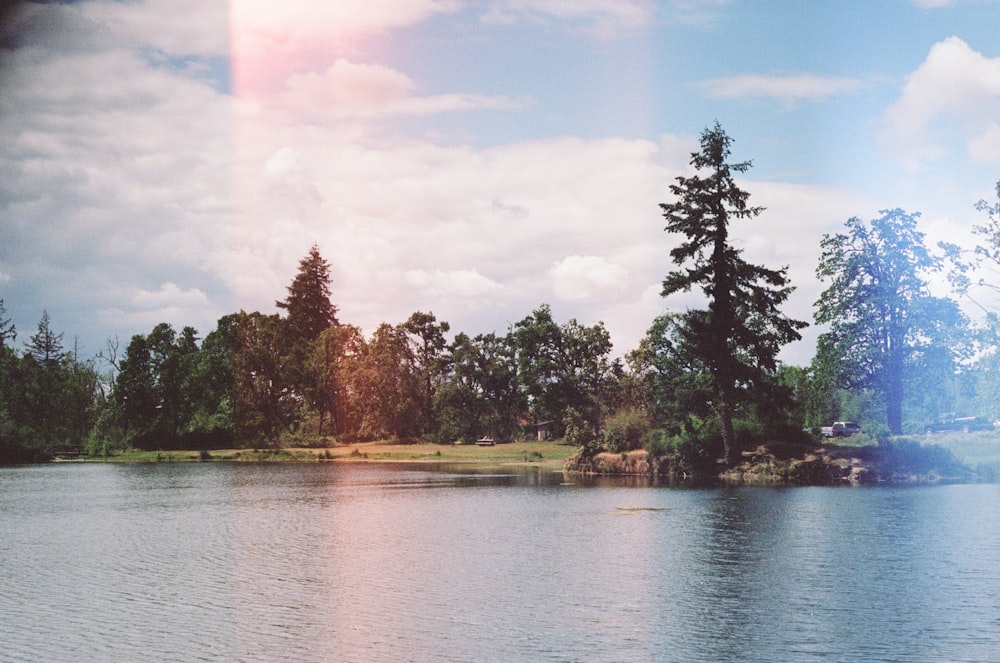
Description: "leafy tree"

(942, 180), (1000, 309)
(309, 323), (367, 437)
(0, 299), (17, 454)
(351, 323), (421, 440)
(815, 209), (969, 434)
(659, 122), (807, 464)
(435, 330), (523, 442)
(232, 311), (296, 446)
(402, 311), (451, 436)
(629, 313), (719, 437)
(181, 315), (237, 446)
(10, 313), (99, 454)
(513, 304), (617, 438)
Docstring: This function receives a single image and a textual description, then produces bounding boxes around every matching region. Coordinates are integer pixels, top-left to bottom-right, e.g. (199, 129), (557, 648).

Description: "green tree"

(309, 323), (366, 437)
(0, 299), (17, 456)
(11, 313), (99, 455)
(401, 311), (450, 436)
(815, 209), (969, 434)
(351, 323), (421, 440)
(436, 330), (523, 442)
(513, 305), (617, 438)
(232, 311), (296, 446)
(181, 315), (237, 447)
(25, 310), (64, 365)
(659, 122), (807, 464)
(276, 245), (339, 433)
(0, 298), (14, 346)
(276, 244), (339, 342)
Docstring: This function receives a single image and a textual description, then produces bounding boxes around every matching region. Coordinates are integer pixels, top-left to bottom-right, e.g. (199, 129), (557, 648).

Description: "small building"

(532, 421), (555, 441)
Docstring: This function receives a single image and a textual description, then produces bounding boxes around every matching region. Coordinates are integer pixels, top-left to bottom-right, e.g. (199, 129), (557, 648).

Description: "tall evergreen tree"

(659, 122), (807, 465)
(25, 310), (64, 365)
(276, 244), (339, 342)
(0, 299), (14, 346)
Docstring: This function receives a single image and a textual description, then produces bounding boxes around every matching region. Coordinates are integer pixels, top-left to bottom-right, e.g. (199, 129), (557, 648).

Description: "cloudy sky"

(2, 0), (1000, 365)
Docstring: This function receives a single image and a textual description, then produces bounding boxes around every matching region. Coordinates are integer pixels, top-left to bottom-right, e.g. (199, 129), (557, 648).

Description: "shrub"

(564, 407), (600, 456)
(643, 429), (672, 457)
(603, 408), (652, 453)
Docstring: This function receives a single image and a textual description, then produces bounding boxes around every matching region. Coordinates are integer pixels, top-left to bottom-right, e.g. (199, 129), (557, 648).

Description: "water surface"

(2, 463), (999, 662)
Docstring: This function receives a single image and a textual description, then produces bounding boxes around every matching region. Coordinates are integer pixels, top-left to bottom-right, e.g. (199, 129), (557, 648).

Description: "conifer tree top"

(276, 244), (339, 342)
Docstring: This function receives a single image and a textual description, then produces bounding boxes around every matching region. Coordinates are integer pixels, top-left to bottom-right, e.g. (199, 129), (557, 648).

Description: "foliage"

(513, 304), (618, 436)
(351, 323), (422, 440)
(941, 179), (1000, 307)
(815, 209), (969, 434)
(659, 122), (807, 464)
(0, 310), (101, 460)
(233, 311), (296, 447)
(602, 408), (652, 453)
(563, 407), (600, 456)
(276, 243), (339, 342)
(401, 311), (451, 436)
(434, 330), (523, 443)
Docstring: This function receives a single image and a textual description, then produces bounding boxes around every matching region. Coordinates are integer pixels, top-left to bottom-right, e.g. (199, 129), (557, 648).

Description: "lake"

(2, 462), (999, 662)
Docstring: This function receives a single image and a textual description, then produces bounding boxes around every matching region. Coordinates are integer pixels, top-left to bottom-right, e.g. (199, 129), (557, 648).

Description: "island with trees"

(3, 123), (1000, 484)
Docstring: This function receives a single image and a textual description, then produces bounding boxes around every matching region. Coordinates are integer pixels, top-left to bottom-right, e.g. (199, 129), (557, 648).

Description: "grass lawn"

(821, 429), (1000, 478)
(96, 440), (577, 470)
(916, 429), (1000, 474)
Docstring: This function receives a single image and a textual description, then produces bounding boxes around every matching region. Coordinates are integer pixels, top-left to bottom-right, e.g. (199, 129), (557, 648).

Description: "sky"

(2, 0), (1000, 366)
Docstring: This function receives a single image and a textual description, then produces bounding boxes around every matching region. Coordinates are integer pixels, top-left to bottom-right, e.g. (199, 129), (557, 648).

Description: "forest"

(3, 124), (1000, 467)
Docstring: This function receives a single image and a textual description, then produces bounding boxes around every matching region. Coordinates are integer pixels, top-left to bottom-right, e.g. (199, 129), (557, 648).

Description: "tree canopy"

(814, 209), (969, 434)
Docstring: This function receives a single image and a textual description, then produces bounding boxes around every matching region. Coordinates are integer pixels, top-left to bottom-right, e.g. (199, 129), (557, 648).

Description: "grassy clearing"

(92, 440), (577, 469)
(821, 429), (1000, 479)
(914, 429), (1000, 475)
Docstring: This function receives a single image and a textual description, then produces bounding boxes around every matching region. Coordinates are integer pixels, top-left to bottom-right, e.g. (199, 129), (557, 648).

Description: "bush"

(603, 408), (652, 453)
(564, 408), (600, 456)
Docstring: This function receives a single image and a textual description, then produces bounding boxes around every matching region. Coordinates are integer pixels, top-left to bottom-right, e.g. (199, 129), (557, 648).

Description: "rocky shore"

(565, 440), (976, 486)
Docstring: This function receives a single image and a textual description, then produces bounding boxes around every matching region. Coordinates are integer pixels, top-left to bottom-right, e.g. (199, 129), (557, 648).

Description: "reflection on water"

(2, 463), (1000, 661)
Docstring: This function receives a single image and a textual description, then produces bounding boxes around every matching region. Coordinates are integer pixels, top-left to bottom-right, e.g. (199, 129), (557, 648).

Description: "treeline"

(3, 124), (1000, 466)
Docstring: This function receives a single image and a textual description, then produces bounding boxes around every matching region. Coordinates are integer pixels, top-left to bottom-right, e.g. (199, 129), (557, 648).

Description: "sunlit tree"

(815, 209), (969, 434)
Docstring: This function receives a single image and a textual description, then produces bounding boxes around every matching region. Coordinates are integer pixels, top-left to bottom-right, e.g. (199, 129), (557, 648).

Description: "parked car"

(923, 413), (994, 434)
(821, 421), (862, 438)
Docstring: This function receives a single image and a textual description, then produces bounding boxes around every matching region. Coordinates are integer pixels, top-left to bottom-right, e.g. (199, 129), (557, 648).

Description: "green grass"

(89, 440), (577, 468)
(915, 429), (1000, 475)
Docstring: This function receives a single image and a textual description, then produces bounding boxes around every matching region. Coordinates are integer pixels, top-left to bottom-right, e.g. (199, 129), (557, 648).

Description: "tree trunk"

(885, 349), (904, 435)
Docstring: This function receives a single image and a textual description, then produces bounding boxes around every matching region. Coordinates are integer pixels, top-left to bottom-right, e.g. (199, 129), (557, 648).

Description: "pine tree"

(276, 244), (339, 343)
(659, 122), (807, 465)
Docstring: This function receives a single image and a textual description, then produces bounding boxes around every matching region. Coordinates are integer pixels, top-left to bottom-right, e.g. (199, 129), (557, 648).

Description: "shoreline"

(54, 440), (576, 472)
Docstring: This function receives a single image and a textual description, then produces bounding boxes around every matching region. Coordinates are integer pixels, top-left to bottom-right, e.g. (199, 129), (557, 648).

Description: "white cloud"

(550, 255), (628, 301)
(79, 0), (229, 57)
(277, 59), (527, 120)
(231, 0), (461, 94)
(233, 0), (460, 42)
(132, 282), (210, 310)
(696, 73), (862, 107)
(881, 37), (1000, 167)
(481, 0), (654, 33)
(404, 269), (504, 298)
(967, 123), (1000, 165)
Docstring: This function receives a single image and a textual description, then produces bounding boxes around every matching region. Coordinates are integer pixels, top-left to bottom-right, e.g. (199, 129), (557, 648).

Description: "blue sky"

(2, 0), (1000, 366)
